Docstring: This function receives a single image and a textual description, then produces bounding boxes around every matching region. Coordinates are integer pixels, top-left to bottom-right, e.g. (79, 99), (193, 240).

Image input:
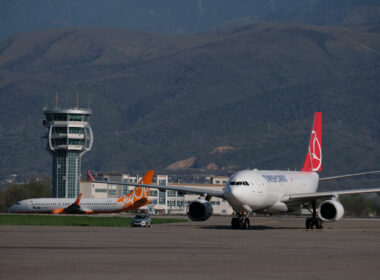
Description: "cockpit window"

(230, 181), (249, 186)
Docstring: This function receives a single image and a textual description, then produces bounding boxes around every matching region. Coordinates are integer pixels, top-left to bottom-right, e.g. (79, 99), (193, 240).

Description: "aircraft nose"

(9, 202), (23, 213)
(9, 204), (17, 213)
(226, 185), (243, 204)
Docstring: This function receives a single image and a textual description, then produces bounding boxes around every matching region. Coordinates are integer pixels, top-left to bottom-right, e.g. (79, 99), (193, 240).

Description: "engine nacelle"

(187, 199), (213, 221)
(318, 200), (344, 221)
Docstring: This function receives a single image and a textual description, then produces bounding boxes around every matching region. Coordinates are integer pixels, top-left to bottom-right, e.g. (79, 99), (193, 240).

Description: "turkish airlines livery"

(10, 170), (154, 214)
(112, 112), (380, 229)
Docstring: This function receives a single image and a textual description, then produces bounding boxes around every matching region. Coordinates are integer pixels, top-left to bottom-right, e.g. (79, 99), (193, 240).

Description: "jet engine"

(318, 200), (344, 221)
(187, 199), (213, 221)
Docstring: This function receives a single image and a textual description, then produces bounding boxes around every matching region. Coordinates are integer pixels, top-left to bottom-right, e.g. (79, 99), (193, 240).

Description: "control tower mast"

(43, 108), (93, 198)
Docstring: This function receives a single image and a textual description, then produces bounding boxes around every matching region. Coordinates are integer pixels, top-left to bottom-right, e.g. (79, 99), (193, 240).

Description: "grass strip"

(0, 214), (187, 227)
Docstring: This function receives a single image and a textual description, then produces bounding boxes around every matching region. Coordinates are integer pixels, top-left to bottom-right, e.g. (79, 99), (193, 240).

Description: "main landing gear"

(231, 213), (250, 230)
(305, 200), (323, 229)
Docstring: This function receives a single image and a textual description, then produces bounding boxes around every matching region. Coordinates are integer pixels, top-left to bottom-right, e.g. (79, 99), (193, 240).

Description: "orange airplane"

(10, 170), (154, 214)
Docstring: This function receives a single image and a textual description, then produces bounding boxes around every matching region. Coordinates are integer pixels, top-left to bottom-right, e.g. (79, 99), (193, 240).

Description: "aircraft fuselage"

(224, 170), (319, 213)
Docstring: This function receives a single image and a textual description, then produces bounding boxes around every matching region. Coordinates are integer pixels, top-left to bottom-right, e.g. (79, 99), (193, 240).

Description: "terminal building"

(44, 108), (93, 198)
(80, 174), (233, 215)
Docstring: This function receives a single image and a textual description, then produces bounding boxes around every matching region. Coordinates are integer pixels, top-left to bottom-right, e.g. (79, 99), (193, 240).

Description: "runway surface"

(1, 216), (380, 280)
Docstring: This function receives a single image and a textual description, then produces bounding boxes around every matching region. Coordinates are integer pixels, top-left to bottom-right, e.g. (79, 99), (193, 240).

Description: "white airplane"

(109, 112), (380, 229)
(10, 170), (154, 214)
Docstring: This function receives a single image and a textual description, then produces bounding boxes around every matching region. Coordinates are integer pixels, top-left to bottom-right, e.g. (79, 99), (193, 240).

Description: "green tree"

(0, 177), (51, 211)
(341, 195), (380, 217)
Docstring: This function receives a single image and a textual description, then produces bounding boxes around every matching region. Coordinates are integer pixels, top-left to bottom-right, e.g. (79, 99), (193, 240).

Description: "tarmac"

(1, 216), (380, 280)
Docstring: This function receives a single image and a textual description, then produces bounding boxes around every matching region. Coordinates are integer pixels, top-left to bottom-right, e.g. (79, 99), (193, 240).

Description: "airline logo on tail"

(302, 112), (322, 172)
(120, 170), (154, 210)
(88, 170), (95, 181)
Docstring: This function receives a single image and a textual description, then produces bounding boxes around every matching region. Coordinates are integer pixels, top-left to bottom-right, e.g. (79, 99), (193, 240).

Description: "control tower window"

(69, 127), (84, 134)
(53, 127), (67, 134)
(54, 114), (67, 121)
(53, 138), (67, 145)
(46, 114), (53, 121)
(69, 115), (83, 121)
(68, 139), (85, 145)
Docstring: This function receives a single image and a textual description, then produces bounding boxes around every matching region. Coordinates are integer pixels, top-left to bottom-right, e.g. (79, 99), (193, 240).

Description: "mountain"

(0, 23), (379, 190)
(1, 0), (380, 42)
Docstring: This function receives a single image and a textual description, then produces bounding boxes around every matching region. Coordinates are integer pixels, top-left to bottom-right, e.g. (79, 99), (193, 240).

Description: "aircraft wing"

(92, 180), (226, 199)
(319, 170), (380, 181)
(281, 187), (380, 203)
(52, 193), (93, 214)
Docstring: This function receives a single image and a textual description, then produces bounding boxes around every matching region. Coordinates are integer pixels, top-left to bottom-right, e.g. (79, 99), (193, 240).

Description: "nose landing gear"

(231, 213), (250, 230)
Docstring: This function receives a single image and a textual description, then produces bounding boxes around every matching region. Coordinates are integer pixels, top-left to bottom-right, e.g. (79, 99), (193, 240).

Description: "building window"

(167, 200), (176, 206)
(69, 127), (84, 134)
(159, 179), (167, 186)
(53, 138), (67, 146)
(69, 115), (83, 121)
(176, 200), (184, 207)
(53, 127), (67, 134)
(150, 190), (158, 197)
(167, 190), (176, 197)
(109, 189), (117, 197)
(68, 139), (84, 145)
(46, 114), (53, 121)
(159, 191), (166, 205)
(54, 114), (67, 121)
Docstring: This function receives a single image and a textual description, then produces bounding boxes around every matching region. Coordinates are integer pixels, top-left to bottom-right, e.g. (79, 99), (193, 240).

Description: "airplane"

(9, 170), (154, 214)
(98, 112), (380, 229)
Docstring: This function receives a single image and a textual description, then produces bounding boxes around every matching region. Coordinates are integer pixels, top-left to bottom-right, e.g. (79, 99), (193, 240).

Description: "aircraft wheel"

(242, 218), (249, 230)
(315, 218), (323, 229)
(305, 218), (313, 229)
(231, 218), (240, 229)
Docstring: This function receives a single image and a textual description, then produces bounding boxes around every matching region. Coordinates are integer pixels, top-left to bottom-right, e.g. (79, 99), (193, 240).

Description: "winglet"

(75, 193), (82, 206)
(88, 170), (95, 181)
(302, 112), (322, 172)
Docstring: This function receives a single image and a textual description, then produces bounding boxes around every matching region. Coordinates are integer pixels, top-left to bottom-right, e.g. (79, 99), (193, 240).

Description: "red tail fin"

(301, 112), (322, 172)
(87, 170), (95, 181)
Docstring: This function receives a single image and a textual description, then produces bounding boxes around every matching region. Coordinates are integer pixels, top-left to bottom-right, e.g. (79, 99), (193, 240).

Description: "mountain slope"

(1, 0), (380, 42)
(0, 23), (379, 190)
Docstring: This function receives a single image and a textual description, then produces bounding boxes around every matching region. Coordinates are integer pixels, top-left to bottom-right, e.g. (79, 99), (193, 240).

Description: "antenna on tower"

(44, 92), (48, 109)
(87, 92), (90, 109)
(55, 92), (58, 108)
(76, 92), (79, 109)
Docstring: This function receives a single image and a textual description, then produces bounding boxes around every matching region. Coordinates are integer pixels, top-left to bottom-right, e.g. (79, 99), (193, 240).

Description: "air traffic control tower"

(43, 108), (93, 198)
